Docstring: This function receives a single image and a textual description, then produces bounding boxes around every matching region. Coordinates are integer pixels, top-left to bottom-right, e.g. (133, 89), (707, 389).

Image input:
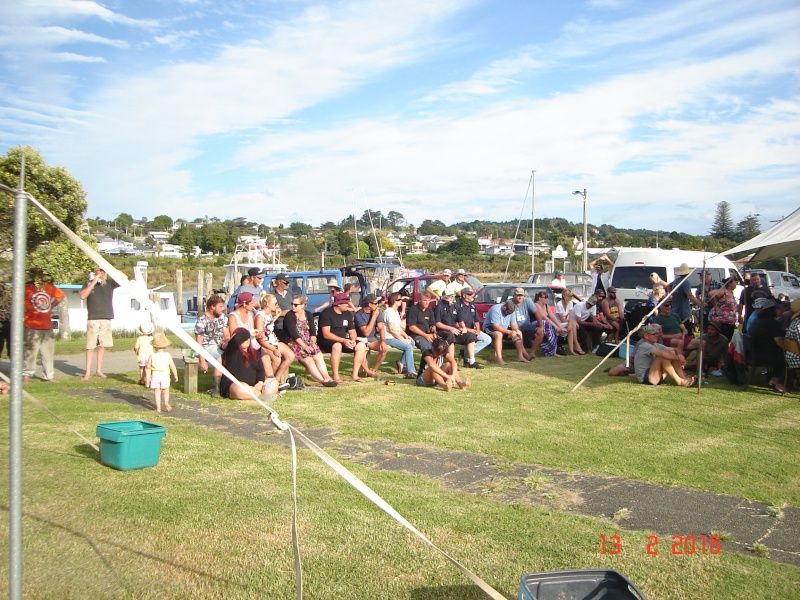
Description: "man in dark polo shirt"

(433, 290), (469, 358)
(79, 268), (119, 380)
(454, 287), (490, 367)
(738, 273), (772, 334)
(318, 292), (369, 383)
(405, 291), (437, 352)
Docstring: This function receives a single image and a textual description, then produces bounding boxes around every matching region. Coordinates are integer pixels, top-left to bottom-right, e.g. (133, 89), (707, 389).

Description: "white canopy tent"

(723, 206), (800, 262)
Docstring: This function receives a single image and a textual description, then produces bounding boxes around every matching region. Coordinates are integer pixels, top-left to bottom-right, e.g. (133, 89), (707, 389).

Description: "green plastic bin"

(96, 420), (166, 471)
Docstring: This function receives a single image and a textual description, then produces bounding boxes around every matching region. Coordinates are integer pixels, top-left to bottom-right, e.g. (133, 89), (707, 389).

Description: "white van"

(609, 248), (744, 308)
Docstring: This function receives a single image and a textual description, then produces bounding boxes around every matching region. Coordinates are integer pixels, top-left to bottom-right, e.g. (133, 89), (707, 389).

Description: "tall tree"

(734, 213), (761, 243)
(152, 214), (173, 230)
(710, 201), (734, 239)
(0, 145), (94, 282)
(386, 210), (405, 228)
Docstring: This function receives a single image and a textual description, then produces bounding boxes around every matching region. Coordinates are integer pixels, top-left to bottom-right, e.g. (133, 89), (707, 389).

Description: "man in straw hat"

(633, 324), (695, 387)
(668, 263), (702, 327)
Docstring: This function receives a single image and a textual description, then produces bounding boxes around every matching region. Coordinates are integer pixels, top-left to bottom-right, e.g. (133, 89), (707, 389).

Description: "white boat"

(222, 242), (288, 295)
(53, 261), (186, 334)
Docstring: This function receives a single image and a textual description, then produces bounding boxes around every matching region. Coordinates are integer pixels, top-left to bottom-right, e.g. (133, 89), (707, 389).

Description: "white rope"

(17, 187), (505, 600)
(0, 371), (99, 452)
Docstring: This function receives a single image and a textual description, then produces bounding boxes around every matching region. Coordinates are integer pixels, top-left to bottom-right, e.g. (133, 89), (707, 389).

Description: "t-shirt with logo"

(24, 283), (64, 330)
(319, 306), (355, 339)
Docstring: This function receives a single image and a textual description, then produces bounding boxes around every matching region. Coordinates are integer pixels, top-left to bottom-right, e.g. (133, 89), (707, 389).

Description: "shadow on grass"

(410, 584), (506, 599)
(2, 505), (241, 590)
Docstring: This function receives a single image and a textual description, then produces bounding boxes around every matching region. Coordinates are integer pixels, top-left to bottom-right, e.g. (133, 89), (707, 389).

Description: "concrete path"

(7, 352), (800, 568)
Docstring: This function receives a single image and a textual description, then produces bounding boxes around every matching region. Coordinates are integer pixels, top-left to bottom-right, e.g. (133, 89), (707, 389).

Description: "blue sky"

(1, 0), (798, 236)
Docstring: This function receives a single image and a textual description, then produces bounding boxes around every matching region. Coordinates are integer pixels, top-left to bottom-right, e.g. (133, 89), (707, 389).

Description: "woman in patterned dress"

(283, 296), (338, 387)
(708, 277), (738, 342)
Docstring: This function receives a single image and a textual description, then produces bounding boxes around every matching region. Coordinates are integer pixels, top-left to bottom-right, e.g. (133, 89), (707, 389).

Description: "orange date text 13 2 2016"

(600, 534), (722, 555)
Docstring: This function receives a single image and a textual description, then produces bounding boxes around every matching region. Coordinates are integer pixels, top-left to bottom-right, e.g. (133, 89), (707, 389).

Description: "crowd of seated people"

(206, 263), (799, 395)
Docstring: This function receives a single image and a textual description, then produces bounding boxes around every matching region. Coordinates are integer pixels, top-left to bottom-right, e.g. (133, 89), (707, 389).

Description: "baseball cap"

(753, 297), (768, 309)
(460, 287), (474, 295)
(443, 290), (455, 297)
(247, 267), (265, 277)
(607, 286), (616, 293)
(513, 287), (525, 295)
(586, 296), (597, 306)
(333, 292), (351, 306)
(363, 293), (380, 305)
(642, 324), (660, 335)
(274, 273), (288, 282)
(236, 291), (254, 306)
(554, 269), (563, 275)
(457, 268), (466, 275)
(442, 269), (452, 276)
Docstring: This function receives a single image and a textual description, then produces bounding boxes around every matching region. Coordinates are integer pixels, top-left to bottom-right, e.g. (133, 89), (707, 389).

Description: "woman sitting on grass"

(283, 295), (338, 387)
(556, 289), (582, 355)
(220, 328), (279, 400)
(416, 337), (470, 391)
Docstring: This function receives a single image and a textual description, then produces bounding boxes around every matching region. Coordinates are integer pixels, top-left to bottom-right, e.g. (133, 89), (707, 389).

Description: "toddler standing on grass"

(133, 322), (155, 386)
(148, 333), (178, 413)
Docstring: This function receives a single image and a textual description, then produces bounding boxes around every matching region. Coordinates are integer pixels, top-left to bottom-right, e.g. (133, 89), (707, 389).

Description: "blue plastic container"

(518, 569), (648, 600)
(96, 420), (166, 471)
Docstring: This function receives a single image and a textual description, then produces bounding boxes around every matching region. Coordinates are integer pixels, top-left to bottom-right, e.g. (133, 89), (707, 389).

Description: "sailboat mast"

(531, 169), (536, 275)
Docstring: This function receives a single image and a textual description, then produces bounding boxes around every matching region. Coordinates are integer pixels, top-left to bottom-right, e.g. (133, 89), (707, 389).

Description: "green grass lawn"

(1, 351), (798, 598)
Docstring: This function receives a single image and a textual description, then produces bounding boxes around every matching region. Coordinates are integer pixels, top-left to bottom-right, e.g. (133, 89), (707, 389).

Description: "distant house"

(485, 244), (513, 256)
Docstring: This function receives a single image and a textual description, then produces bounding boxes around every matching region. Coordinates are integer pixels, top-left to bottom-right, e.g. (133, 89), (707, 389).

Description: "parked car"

(473, 283), (578, 321)
(262, 269), (369, 313)
(385, 273), (484, 304)
(745, 269), (800, 300)
(529, 272), (593, 300)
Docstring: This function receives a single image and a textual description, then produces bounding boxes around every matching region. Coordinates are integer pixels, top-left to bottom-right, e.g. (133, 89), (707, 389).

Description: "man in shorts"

(79, 268), (119, 380)
(633, 324), (695, 387)
(195, 294), (230, 398)
(318, 292), (369, 383)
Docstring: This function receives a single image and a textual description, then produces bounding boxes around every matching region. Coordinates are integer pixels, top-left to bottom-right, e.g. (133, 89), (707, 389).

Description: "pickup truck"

(745, 269), (800, 300)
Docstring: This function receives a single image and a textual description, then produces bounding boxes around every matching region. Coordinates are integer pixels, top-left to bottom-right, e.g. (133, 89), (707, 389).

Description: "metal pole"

(9, 154), (28, 600)
(582, 189), (588, 272)
(531, 170), (536, 275)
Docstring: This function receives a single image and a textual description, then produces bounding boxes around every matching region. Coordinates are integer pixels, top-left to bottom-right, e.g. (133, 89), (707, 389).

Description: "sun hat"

(138, 322), (154, 335)
(326, 277), (342, 290)
(675, 263), (692, 276)
(641, 324), (660, 336)
(513, 287), (526, 295)
(706, 320), (722, 332)
(152, 332), (171, 349)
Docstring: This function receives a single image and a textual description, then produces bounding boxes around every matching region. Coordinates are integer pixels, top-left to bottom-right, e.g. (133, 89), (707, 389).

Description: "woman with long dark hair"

(220, 328), (277, 399)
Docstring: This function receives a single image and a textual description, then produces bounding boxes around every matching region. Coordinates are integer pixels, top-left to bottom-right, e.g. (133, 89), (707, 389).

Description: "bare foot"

(22, 375), (31, 384)
(350, 377), (366, 383)
(155, 408), (161, 413)
(442, 378), (454, 392)
(81, 374), (91, 381)
(457, 378), (471, 390)
(679, 376), (696, 387)
(518, 357), (531, 363)
(95, 372), (107, 379)
(164, 403), (172, 412)
(496, 358), (507, 366)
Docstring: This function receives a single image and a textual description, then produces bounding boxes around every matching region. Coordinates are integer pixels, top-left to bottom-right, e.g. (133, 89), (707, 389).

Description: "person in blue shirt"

(668, 263), (702, 326)
(483, 301), (530, 365)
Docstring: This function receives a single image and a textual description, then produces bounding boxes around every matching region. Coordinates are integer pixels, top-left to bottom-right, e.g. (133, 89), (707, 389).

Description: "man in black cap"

(271, 272), (294, 344)
(228, 267), (266, 312)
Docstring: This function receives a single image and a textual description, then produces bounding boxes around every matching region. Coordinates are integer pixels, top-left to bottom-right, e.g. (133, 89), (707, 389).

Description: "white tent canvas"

(723, 206), (800, 262)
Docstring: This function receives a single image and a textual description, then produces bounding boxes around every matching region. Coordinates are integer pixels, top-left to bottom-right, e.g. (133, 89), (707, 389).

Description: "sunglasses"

(291, 303), (303, 307)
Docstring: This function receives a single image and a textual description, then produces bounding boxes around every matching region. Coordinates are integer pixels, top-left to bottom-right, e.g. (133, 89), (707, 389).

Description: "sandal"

(396, 360), (405, 375)
(405, 372), (418, 379)
(322, 380), (338, 388)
